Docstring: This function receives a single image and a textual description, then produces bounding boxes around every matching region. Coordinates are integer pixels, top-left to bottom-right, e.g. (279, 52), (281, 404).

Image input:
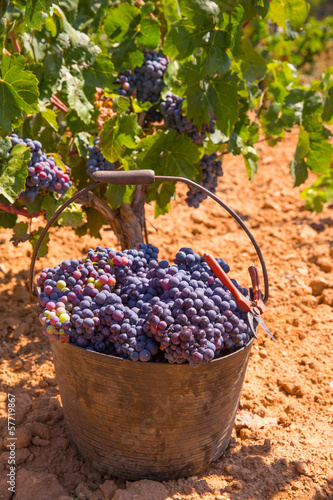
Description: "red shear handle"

(204, 254), (252, 312)
(248, 265), (266, 314)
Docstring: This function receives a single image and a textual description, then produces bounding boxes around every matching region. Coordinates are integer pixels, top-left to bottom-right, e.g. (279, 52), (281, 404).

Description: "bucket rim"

(51, 336), (254, 368)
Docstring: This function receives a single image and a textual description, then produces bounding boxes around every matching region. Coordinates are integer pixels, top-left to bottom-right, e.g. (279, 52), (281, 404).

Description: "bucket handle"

(29, 169), (269, 303)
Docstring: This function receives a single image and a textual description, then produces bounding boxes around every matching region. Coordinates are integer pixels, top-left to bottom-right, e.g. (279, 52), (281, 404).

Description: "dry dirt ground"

(0, 137), (333, 500)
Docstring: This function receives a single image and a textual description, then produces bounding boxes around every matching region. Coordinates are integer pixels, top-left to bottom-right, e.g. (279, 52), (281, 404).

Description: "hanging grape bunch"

(37, 243), (252, 366)
(9, 135), (72, 204)
(86, 138), (116, 178)
(186, 154), (224, 209)
(160, 94), (215, 144)
(116, 49), (168, 104)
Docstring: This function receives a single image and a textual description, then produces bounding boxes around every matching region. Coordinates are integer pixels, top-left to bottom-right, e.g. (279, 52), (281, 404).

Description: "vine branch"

(0, 201), (40, 218)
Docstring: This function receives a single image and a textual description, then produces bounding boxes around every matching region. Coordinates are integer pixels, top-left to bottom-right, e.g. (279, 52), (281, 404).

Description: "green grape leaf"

(242, 145), (258, 181)
(100, 115), (142, 163)
(202, 31), (231, 76)
(164, 20), (213, 60)
(41, 196), (61, 220)
(66, 72), (94, 124)
(104, 3), (140, 44)
(161, 0), (181, 30)
(113, 96), (131, 114)
(0, 144), (30, 203)
(25, 0), (53, 31)
(0, 212), (17, 229)
(323, 87), (333, 123)
(136, 17), (160, 49)
(11, 222), (29, 246)
(294, 127), (309, 162)
(0, 0), (9, 18)
(137, 130), (200, 178)
(40, 108), (59, 131)
(307, 139), (333, 174)
(153, 181), (176, 218)
(57, 203), (86, 228)
(82, 55), (115, 92)
(75, 207), (107, 239)
(30, 226), (49, 259)
(290, 158), (308, 186)
(179, 0), (220, 23)
(268, 0), (310, 31)
(240, 37), (267, 83)
(105, 184), (134, 209)
(0, 54), (39, 133)
(180, 63), (211, 127)
(73, 131), (91, 158)
(0, 18), (10, 54)
(0, 137), (11, 160)
(207, 73), (240, 135)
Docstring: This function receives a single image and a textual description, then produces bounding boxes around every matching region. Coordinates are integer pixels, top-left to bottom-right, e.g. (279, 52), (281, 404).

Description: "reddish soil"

(0, 137), (333, 500)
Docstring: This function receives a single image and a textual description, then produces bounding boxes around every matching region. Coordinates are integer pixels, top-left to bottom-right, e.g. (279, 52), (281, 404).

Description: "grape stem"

(51, 94), (68, 113)
(9, 31), (21, 53)
(0, 201), (40, 219)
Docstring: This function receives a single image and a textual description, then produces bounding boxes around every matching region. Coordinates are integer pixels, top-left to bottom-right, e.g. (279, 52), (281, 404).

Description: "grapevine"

(0, 0), (332, 256)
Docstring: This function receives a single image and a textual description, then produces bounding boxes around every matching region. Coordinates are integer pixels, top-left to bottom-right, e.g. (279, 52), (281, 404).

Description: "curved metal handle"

(29, 171), (269, 303)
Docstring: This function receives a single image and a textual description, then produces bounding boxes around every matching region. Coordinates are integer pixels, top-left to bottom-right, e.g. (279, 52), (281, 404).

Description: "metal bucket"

(29, 170), (269, 480)
(51, 339), (253, 480)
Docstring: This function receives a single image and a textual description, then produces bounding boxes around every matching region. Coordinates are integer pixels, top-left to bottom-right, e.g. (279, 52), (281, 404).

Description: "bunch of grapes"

(9, 135), (72, 204)
(186, 153), (224, 209)
(37, 243), (253, 366)
(116, 50), (168, 104)
(95, 88), (114, 129)
(86, 138), (116, 177)
(160, 94), (215, 144)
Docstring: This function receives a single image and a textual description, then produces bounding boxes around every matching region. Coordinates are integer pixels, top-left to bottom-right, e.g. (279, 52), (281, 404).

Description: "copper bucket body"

(51, 340), (253, 480)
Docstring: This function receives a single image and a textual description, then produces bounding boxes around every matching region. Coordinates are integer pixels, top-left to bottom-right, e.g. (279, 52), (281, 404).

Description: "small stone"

(44, 376), (58, 386)
(321, 289), (333, 307)
(4, 427), (31, 449)
(184, 485), (195, 495)
(310, 277), (329, 296)
(39, 380), (48, 388)
(225, 464), (233, 474)
(263, 200), (280, 211)
(25, 422), (50, 440)
(9, 358), (23, 371)
(32, 436), (50, 447)
(298, 226), (317, 243)
(100, 479), (117, 500)
(76, 482), (93, 500)
(239, 428), (252, 440)
(259, 349), (268, 359)
(265, 394), (274, 403)
(62, 472), (86, 491)
(0, 448), (31, 466)
(277, 380), (304, 397)
(316, 257), (333, 273)
(295, 461), (307, 474)
(0, 263), (8, 274)
(16, 468), (66, 500)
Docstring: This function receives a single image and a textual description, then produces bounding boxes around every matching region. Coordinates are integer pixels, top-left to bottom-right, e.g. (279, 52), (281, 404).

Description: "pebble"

(32, 436), (50, 447)
(39, 380), (48, 388)
(75, 482), (93, 500)
(25, 421), (50, 440)
(316, 257), (332, 273)
(263, 200), (281, 211)
(259, 349), (268, 359)
(9, 358), (23, 371)
(15, 468), (66, 500)
(13, 322), (30, 339)
(183, 485), (195, 495)
(277, 379), (304, 397)
(321, 289), (333, 307)
(100, 479), (117, 499)
(310, 277), (329, 296)
(295, 461), (307, 474)
(0, 263), (8, 274)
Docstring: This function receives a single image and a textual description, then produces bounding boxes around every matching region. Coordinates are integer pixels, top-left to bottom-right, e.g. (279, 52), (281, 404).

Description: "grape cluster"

(186, 153), (224, 209)
(160, 94), (215, 144)
(37, 244), (252, 366)
(116, 50), (168, 104)
(9, 134), (72, 204)
(86, 138), (116, 177)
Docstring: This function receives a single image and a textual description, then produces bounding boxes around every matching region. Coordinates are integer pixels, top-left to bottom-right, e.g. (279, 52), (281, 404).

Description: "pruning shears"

(204, 254), (276, 342)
